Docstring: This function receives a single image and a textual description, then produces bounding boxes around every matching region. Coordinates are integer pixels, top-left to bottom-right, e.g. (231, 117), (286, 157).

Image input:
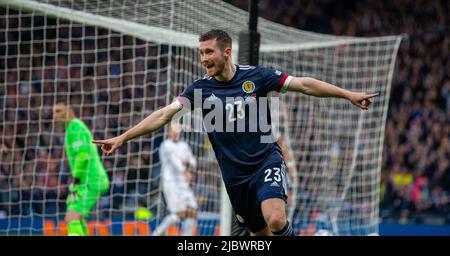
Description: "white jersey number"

(264, 167), (282, 182)
(225, 101), (245, 122)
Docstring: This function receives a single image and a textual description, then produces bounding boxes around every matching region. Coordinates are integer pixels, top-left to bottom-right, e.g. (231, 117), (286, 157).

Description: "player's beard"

(206, 58), (226, 77)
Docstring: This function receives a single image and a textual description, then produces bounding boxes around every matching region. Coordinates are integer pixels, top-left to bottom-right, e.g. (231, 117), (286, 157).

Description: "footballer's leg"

(250, 225), (272, 236)
(231, 210), (251, 236)
(261, 198), (291, 234)
(66, 185), (87, 236)
(66, 210), (85, 236)
(181, 188), (198, 236)
(152, 184), (182, 236)
(255, 152), (294, 236)
(181, 207), (197, 236)
(226, 178), (269, 235)
(66, 184), (104, 236)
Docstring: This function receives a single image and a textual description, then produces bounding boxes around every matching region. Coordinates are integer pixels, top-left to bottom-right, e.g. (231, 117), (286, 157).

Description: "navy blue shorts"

(224, 152), (289, 233)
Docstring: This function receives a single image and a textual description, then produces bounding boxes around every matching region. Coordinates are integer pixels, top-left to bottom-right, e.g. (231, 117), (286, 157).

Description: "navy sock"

(272, 221), (294, 236)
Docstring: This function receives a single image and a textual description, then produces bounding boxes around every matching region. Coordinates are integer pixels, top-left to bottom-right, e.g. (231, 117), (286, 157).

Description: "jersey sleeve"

(177, 82), (197, 111)
(260, 67), (293, 94)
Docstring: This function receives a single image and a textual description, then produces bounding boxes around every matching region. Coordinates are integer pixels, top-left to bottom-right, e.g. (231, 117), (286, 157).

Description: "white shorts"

(163, 182), (198, 213)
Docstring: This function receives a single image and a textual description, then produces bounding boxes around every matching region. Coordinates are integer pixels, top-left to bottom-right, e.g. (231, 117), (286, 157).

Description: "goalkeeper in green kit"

(53, 102), (110, 236)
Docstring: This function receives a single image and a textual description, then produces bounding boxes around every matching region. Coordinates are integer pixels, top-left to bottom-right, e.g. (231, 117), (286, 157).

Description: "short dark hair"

(199, 29), (232, 50)
(54, 100), (77, 115)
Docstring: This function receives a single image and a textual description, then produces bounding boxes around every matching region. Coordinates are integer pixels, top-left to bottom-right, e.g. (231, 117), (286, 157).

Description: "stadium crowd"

(1, 0), (449, 225)
(0, 9), (221, 220)
(226, 0), (450, 223)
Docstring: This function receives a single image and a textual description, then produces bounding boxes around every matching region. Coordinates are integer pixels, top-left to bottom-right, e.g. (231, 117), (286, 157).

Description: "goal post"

(0, 0), (401, 236)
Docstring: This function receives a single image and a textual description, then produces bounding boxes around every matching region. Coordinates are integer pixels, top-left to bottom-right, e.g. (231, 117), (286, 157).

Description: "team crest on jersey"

(242, 81), (255, 93)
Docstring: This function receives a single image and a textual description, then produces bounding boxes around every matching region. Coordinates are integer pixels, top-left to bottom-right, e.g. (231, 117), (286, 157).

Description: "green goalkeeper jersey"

(65, 118), (109, 186)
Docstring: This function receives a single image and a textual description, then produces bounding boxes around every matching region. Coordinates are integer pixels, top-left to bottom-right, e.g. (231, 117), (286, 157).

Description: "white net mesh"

(14, 0), (344, 43)
(0, 3), (221, 236)
(263, 40), (401, 235)
(0, 0), (401, 235)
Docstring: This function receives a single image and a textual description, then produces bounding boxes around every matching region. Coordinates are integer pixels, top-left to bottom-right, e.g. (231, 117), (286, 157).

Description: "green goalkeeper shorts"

(66, 181), (109, 218)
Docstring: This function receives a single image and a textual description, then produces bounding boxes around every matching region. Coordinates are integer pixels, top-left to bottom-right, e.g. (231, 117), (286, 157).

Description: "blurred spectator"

(0, 6), (220, 225)
(0, 9), (173, 220)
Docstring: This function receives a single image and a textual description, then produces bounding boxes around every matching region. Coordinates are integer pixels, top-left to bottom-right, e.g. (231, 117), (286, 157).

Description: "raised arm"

(286, 77), (379, 110)
(93, 103), (182, 155)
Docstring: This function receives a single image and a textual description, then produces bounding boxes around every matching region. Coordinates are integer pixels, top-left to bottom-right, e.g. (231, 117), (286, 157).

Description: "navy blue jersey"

(178, 65), (292, 186)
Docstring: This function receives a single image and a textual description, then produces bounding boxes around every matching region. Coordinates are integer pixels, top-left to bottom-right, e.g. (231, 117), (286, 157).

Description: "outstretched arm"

(93, 102), (182, 154)
(286, 77), (379, 110)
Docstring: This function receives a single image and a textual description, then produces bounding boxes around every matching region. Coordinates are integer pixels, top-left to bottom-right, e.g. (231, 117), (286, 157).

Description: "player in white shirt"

(152, 123), (198, 236)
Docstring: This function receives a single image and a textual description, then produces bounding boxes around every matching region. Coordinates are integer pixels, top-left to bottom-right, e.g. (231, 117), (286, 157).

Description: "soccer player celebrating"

(152, 123), (198, 236)
(93, 30), (377, 236)
(53, 102), (110, 236)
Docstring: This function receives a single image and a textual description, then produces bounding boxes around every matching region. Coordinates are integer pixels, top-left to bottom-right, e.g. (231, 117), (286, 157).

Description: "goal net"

(0, 0), (401, 235)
